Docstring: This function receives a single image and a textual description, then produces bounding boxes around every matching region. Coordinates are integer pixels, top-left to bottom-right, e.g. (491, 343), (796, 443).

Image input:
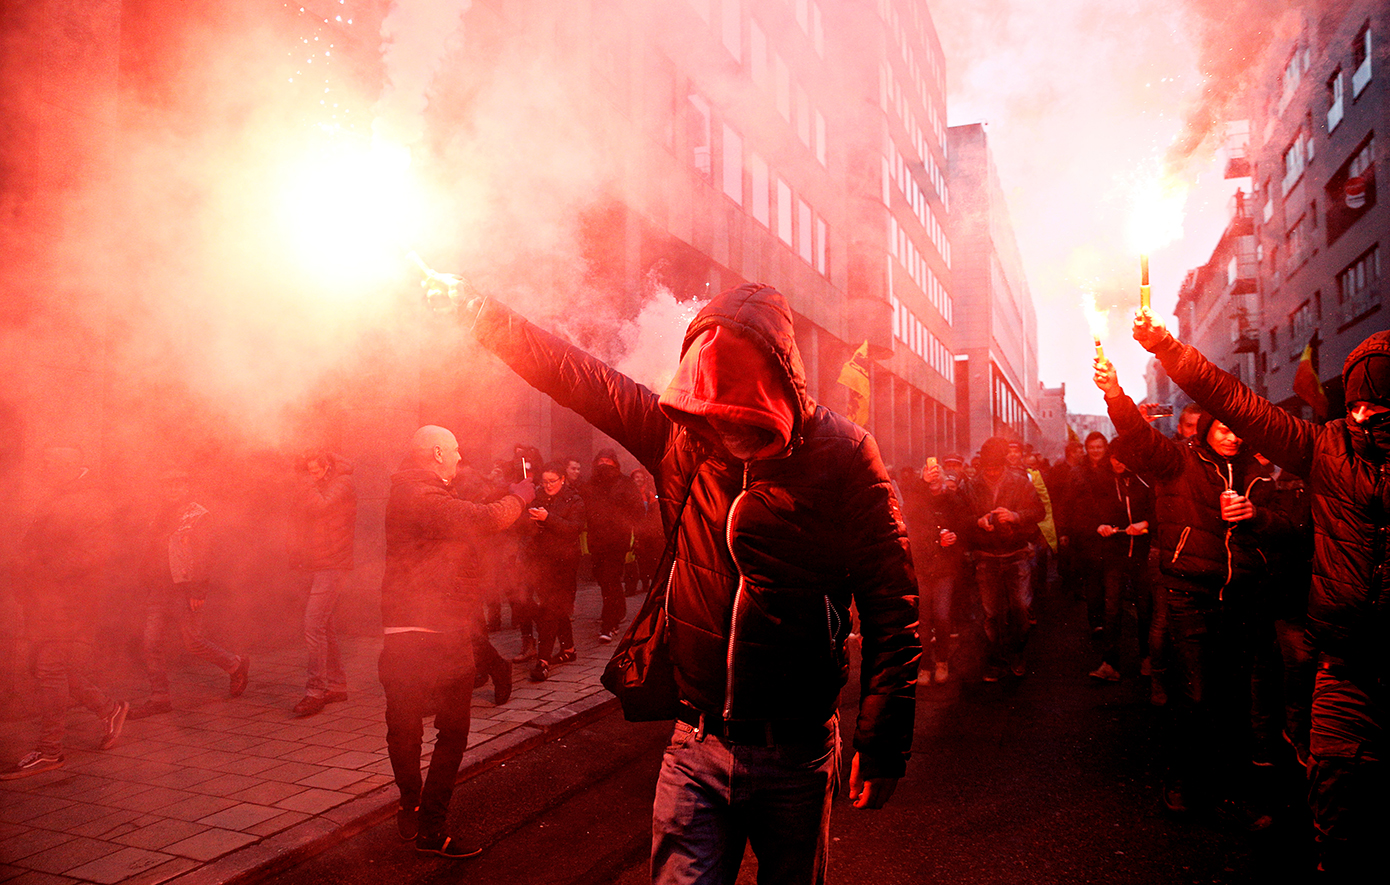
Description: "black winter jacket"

(471, 284), (921, 778)
(1147, 332), (1390, 663)
(899, 478), (966, 579)
(523, 483), (585, 567)
(958, 469), (1044, 555)
(380, 467), (525, 632)
(1108, 389), (1286, 595)
(1077, 466), (1154, 566)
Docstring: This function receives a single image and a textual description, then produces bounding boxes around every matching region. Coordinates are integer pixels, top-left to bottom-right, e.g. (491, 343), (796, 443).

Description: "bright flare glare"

(1126, 167), (1189, 254)
(1081, 286), (1109, 344)
(275, 136), (425, 291)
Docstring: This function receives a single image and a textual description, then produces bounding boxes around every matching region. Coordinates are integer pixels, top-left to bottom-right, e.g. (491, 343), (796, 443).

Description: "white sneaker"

(598, 633), (613, 644)
(0, 750), (65, 780)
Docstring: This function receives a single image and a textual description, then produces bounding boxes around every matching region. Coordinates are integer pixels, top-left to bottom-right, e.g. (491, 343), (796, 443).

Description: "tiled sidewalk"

(0, 584), (619, 884)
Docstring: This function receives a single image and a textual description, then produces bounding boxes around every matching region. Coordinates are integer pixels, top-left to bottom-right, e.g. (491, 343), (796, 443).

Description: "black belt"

(676, 704), (832, 747)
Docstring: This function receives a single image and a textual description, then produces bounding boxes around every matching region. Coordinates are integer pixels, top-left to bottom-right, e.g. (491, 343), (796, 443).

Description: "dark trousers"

(592, 548), (627, 635)
(1097, 555), (1151, 669)
(1162, 585), (1255, 805)
(534, 560), (577, 662)
(379, 631), (474, 838)
(1308, 662), (1386, 875)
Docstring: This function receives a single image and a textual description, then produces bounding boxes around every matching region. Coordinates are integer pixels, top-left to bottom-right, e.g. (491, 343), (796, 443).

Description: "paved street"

(0, 584), (617, 884)
(2, 580), (1318, 884)
(274, 585), (1317, 885)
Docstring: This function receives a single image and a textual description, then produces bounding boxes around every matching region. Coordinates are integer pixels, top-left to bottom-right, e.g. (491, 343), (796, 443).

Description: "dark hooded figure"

(463, 282), (920, 884)
(1129, 316), (1390, 875)
(584, 447), (641, 641)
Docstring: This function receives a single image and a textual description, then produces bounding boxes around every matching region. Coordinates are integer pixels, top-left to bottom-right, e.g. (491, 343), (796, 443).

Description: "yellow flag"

(837, 341), (871, 425)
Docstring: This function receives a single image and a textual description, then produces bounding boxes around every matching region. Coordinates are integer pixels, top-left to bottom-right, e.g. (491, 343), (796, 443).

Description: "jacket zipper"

(1171, 526), (1191, 564)
(723, 463), (752, 720)
(824, 595), (839, 653)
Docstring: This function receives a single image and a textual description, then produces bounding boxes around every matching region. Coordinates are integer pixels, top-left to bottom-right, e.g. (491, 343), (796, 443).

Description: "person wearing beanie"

(955, 436), (1044, 681)
(460, 281), (920, 883)
(1129, 314), (1390, 874)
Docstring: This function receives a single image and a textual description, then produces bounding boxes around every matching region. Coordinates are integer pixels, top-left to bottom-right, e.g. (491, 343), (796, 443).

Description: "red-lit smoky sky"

(932, 0), (1312, 416)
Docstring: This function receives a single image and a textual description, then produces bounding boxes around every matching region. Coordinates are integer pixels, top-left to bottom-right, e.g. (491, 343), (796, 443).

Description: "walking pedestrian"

(1130, 314), (1390, 872)
(524, 463), (585, 682)
(287, 450), (356, 717)
(585, 448), (641, 643)
(379, 425), (534, 857)
(128, 468), (248, 720)
(958, 437), (1044, 681)
(2, 447), (127, 779)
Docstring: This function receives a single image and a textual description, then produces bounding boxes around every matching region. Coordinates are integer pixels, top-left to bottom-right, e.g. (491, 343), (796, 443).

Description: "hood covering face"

(658, 283), (809, 459)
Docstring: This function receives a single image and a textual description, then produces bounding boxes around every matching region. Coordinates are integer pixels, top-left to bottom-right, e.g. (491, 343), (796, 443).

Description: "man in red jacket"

(455, 282), (919, 884)
(1128, 313), (1390, 874)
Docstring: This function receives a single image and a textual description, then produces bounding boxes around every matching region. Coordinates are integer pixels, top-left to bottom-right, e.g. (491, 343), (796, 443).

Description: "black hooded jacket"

(1108, 392), (1287, 594)
(471, 283), (921, 778)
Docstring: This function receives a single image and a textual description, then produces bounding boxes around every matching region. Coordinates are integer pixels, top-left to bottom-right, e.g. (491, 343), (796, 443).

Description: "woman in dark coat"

(523, 462), (586, 681)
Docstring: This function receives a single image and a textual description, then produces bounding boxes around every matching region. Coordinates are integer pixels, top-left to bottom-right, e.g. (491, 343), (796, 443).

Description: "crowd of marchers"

(895, 316), (1389, 876)
(6, 275), (1384, 878)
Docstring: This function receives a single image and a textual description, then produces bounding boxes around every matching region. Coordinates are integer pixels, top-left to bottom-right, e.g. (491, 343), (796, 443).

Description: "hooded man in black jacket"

(454, 282), (919, 884)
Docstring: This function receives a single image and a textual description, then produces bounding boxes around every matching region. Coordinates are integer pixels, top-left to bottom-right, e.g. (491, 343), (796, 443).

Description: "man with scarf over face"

(1129, 314), (1390, 875)
(458, 283), (920, 884)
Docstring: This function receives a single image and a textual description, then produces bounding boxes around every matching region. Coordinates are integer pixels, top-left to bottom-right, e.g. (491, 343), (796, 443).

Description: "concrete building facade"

(946, 123), (1041, 453)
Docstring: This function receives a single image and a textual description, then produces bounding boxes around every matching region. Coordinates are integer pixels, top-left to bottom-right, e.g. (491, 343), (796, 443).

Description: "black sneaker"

(396, 804), (419, 842)
(529, 660), (549, 682)
(553, 647), (577, 664)
(0, 751), (65, 780)
(100, 700), (129, 750)
(416, 834), (481, 858)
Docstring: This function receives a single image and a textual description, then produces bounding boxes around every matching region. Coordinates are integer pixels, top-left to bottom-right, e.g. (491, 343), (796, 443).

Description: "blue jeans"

(33, 640), (116, 755)
(651, 716), (840, 885)
(143, 583), (239, 698)
(304, 570), (347, 698)
(974, 550), (1032, 664)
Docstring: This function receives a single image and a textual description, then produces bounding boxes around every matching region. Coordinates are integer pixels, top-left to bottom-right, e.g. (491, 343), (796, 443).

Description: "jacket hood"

(658, 284), (811, 457)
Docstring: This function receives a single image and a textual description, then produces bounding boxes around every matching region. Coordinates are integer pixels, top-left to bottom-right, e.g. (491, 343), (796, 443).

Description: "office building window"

(1327, 68), (1344, 131)
(722, 0), (741, 60)
(798, 198), (813, 263)
(777, 178), (793, 245)
(749, 153), (769, 226)
(722, 124), (743, 205)
(688, 92), (711, 180)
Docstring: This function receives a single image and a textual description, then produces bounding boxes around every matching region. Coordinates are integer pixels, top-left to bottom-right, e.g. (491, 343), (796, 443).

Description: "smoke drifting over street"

(931, 0), (1320, 412)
